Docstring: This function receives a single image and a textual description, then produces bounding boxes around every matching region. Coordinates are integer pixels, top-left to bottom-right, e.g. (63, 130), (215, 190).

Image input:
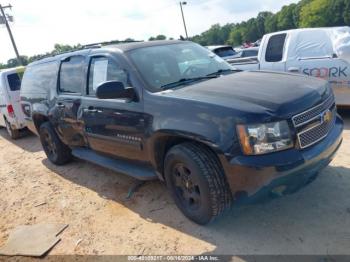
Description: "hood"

(160, 71), (330, 119)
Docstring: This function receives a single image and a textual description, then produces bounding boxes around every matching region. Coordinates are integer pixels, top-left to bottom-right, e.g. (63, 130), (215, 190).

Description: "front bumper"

(221, 115), (343, 204)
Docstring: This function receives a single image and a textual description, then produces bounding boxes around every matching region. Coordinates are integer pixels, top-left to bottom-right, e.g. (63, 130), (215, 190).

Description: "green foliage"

(345, 0), (350, 25)
(191, 0), (350, 46)
(276, 4), (297, 30)
(149, 35), (167, 41)
(299, 0), (349, 27)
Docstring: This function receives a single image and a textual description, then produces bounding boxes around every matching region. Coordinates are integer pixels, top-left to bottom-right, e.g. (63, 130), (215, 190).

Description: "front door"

(54, 55), (86, 147)
(81, 55), (147, 162)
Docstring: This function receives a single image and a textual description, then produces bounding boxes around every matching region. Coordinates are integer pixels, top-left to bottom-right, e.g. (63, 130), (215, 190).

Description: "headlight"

(237, 121), (293, 155)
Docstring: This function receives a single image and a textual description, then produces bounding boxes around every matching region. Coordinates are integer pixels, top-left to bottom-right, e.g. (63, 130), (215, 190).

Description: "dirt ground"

(0, 111), (350, 256)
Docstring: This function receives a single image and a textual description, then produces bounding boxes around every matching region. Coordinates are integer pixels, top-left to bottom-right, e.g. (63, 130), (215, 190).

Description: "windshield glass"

(128, 42), (232, 92)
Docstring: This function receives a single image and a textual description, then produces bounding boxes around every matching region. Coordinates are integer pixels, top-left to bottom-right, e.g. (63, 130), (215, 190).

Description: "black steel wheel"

(165, 142), (232, 225)
(171, 163), (202, 211)
(39, 122), (72, 165)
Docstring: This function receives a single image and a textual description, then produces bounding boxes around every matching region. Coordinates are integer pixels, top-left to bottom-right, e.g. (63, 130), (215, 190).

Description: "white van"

(229, 27), (350, 106)
(0, 67), (26, 139)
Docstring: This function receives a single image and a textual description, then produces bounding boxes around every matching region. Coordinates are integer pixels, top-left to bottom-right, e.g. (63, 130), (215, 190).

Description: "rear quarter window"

(21, 61), (59, 94)
(214, 47), (236, 57)
(7, 73), (21, 91)
(265, 33), (286, 62)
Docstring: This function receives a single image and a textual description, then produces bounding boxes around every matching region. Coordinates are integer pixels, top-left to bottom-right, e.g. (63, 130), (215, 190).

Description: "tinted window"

(214, 47), (236, 57)
(7, 73), (21, 91)
(265, 34), (286, 62)
(59, 56), (85, 93)
(88, 57), (128, 96)
(21, 62), (59, 94)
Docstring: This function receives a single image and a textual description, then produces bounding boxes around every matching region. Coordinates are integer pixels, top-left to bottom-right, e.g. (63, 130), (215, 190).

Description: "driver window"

(88, 57), (128, 96)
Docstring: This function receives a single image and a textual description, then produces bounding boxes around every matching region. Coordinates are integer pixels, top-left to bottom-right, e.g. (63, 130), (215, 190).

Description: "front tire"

(5, 118), (20, 139)
(39, 122), (72, 165)
(164, 142), (232, 225)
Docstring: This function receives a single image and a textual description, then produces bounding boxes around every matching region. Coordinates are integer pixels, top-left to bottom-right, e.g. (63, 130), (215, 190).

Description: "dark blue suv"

(20, 40), (343, 224)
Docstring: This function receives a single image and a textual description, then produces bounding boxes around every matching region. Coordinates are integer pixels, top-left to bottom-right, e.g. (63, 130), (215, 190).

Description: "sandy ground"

(0, 111), (349, 257)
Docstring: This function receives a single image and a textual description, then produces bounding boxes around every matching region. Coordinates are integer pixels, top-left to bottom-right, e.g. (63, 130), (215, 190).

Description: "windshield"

(128, 42), (232, 92)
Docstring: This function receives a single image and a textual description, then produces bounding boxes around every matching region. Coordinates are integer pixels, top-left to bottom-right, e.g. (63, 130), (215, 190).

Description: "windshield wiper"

(160, 76), (217, 90)
(206, 69), (235, 77)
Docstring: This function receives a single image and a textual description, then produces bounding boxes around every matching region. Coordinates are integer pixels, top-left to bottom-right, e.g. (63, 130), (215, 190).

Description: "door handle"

(83, 107), (102, 113)
(56, 103), (65, 109)
(287, 67), (300, 73)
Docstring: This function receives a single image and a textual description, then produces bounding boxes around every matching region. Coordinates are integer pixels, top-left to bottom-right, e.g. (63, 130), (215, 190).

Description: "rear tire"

(39, 122), (72, 165)
(164, 142), (232, 225)
(5, 118), (20, 139)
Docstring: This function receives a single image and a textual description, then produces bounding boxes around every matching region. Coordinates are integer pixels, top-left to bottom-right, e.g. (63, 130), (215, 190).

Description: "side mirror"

(95, 81), (135, 100)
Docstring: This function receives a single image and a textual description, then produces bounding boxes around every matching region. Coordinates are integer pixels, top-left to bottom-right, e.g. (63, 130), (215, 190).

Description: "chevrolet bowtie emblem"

(321, 109), (332, 124)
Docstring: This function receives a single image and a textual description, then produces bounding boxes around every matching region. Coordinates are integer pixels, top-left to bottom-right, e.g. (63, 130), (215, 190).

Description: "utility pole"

(0, 4), (22, 65)
(179, 2), (188, 39)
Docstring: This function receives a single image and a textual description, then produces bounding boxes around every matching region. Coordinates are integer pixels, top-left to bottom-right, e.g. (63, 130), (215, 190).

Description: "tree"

(6, 56), (28, 67)
(299, 0), (332, 27)
(345, 0), (350, 25)
(256, 12), (273, 38)
(228, 28), (243, 46)
(149, 35), (167, 41)
(276, 4), (297, 30)
(53, 43), (77, 54)
(264, 14), (278, 33)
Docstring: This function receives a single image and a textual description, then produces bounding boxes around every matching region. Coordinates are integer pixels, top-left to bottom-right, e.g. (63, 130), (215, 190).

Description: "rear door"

(81, 54), (147, 162)
(0, 75), (6, 126)
(54, 55), (87, 147)
(6, 69), (25, 125)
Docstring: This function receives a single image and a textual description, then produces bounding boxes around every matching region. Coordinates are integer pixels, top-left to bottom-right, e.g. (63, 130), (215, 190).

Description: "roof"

(265, 26), (350, 38)
(106, 40), (187, 52)
(0, 66), (25, 75)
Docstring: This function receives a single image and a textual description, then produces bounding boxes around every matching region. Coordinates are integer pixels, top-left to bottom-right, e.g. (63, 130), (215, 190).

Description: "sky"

(0, 0), (299, 63)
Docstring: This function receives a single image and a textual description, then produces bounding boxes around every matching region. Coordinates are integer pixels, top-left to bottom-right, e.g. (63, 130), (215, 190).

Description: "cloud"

(0, 0), (298, 63)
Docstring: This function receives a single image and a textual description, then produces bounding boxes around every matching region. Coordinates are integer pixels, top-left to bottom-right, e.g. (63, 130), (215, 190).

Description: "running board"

(72, 148), (158, 181)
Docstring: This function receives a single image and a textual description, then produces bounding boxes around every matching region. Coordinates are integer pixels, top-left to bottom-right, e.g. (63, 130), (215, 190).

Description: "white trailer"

(228, 27), (350, 106)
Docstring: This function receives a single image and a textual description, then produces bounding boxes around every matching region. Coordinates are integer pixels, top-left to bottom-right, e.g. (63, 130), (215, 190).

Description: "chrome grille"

(292, 94), (334, 127)
(292, 95), (336, 149)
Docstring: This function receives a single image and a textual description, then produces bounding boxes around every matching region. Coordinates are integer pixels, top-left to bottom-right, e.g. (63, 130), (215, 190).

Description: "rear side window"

(265, 34), (286, 62)
(214, 47), (236, 58)
(88, 57), (128, 96)
(59, 56), (85, 94)
(21, 62), (59, 94)
(7, 73), (21, 91)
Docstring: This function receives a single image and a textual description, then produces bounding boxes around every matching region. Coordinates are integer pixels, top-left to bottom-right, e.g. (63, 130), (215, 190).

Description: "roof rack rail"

(81, 39), (143, 48)
(32, 40), (144, 62)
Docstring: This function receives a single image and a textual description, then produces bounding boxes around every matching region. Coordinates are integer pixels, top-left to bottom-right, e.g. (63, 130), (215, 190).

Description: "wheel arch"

(32, 113), (50, 134)
(150, 131), (224, 180)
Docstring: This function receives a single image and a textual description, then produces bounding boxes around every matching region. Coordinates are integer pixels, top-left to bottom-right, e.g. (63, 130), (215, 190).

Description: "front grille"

(292, 94), (334, 127)
(293, 95), (336, 149)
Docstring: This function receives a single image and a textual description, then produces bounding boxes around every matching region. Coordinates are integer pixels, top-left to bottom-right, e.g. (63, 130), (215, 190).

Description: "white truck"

(228, 27), (350, 106)
(0, 67), (26, 139)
